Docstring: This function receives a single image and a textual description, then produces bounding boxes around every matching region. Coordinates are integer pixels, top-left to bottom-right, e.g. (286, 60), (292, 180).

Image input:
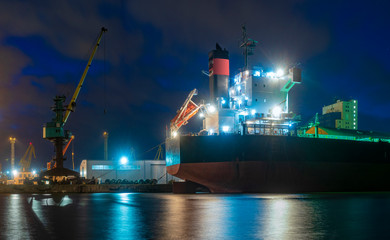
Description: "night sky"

(1, 0), (390, 171)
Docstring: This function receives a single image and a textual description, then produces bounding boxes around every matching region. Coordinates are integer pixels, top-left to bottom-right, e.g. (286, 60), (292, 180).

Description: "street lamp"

(9, 137), (16, 170)
(103, 131), (108, 161)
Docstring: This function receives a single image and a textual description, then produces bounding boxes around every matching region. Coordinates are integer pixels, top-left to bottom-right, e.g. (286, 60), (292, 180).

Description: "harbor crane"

(42, 27), (107, 176)
(19, 142), (36, 172)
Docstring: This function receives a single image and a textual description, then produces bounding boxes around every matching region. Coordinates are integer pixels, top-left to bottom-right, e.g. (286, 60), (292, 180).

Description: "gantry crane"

(42, 27), (107, 176)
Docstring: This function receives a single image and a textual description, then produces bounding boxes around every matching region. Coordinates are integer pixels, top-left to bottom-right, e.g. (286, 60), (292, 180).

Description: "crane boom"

(170, 89), (203, 135)
(63, 27), (108, 124)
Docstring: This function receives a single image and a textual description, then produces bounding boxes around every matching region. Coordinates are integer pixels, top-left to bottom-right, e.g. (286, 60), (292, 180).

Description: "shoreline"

(0, 184), (172, 193)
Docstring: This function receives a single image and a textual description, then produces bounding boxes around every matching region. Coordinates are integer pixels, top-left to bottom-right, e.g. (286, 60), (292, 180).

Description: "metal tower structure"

(9, 137), (16, 170)
(240, 25), (258, 70)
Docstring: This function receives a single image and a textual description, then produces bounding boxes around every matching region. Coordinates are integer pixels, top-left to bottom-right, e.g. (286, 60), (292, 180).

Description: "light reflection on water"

(4, 195), (30, 239)
(0, 193), (389, 239)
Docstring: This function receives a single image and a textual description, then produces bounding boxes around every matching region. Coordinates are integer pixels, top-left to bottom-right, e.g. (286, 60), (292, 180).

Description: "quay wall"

(0, 184), (172, 194)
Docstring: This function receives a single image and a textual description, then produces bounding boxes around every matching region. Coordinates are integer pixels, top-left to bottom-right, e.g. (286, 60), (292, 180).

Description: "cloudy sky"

(1, 0), (390, 171)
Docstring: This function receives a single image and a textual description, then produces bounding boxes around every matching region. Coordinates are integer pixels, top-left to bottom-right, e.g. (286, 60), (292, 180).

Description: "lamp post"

(9, 137), (16, 171)
(103, 132), (108, 161)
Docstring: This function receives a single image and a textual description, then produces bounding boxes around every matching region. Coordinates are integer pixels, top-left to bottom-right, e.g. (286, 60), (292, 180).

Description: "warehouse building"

(80, 159), (178, 184)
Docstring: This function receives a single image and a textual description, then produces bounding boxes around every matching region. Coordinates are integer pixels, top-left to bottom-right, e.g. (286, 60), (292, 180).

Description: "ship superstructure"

(169, 30), (302, 138)
(201, 28), (301, 138)
(204, 46), (302, 136)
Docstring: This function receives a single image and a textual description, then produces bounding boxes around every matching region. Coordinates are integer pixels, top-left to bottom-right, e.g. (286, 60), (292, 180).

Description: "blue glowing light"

(266, 72), (276, 78)
(120, 156), (129, 165)
(234, 75), (241, 84)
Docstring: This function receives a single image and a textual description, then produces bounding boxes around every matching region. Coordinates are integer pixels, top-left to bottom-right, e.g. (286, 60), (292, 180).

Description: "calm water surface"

(0, 192), (389, 239)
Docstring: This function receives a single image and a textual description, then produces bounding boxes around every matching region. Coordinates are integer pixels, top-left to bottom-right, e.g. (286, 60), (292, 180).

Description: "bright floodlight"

(199, 112), (204, 118)
(251, 109), (256, 115)
(172, 131), (178, 138)
(276, 69), (284, 77)
(32, 170), (36, 175)
(272, 106), (282, 117)
(208, 105), (216, 113)
(254, 71), (260, 77)
(120, 156), (129, 165)
(12, 170), (18, 176)
(222, 126), (230, 132)
(221, 99), (226, 104)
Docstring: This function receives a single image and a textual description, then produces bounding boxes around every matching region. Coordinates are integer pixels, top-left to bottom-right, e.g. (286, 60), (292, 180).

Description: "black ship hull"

(166, 135), (390, 193)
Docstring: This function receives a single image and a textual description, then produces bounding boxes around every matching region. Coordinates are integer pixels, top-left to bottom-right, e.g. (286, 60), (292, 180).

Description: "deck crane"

(43, 27), (107, 176)
(19, 142), (36, 172)
(170, 89), (204, 137)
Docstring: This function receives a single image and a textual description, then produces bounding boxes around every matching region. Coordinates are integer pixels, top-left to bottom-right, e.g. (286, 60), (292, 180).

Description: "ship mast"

(240, 25), (258, 70)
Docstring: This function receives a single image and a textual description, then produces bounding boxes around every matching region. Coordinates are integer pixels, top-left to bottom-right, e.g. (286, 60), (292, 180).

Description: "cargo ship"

(166, 28), (390, 193)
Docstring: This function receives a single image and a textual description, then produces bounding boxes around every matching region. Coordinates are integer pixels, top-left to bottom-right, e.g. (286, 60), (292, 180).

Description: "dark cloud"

(128, 0), (329, 61)
(0, 45), (30, 86)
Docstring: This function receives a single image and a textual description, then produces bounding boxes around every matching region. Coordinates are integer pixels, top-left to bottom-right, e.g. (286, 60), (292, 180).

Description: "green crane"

(43, 27), (107, 176)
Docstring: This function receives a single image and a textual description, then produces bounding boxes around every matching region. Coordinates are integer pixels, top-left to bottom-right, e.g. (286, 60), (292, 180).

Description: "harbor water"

(0, 192), (389, 239)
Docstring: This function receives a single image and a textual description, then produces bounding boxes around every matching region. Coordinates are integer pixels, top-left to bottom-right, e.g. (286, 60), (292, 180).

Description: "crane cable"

(103, 31), (107, 115)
